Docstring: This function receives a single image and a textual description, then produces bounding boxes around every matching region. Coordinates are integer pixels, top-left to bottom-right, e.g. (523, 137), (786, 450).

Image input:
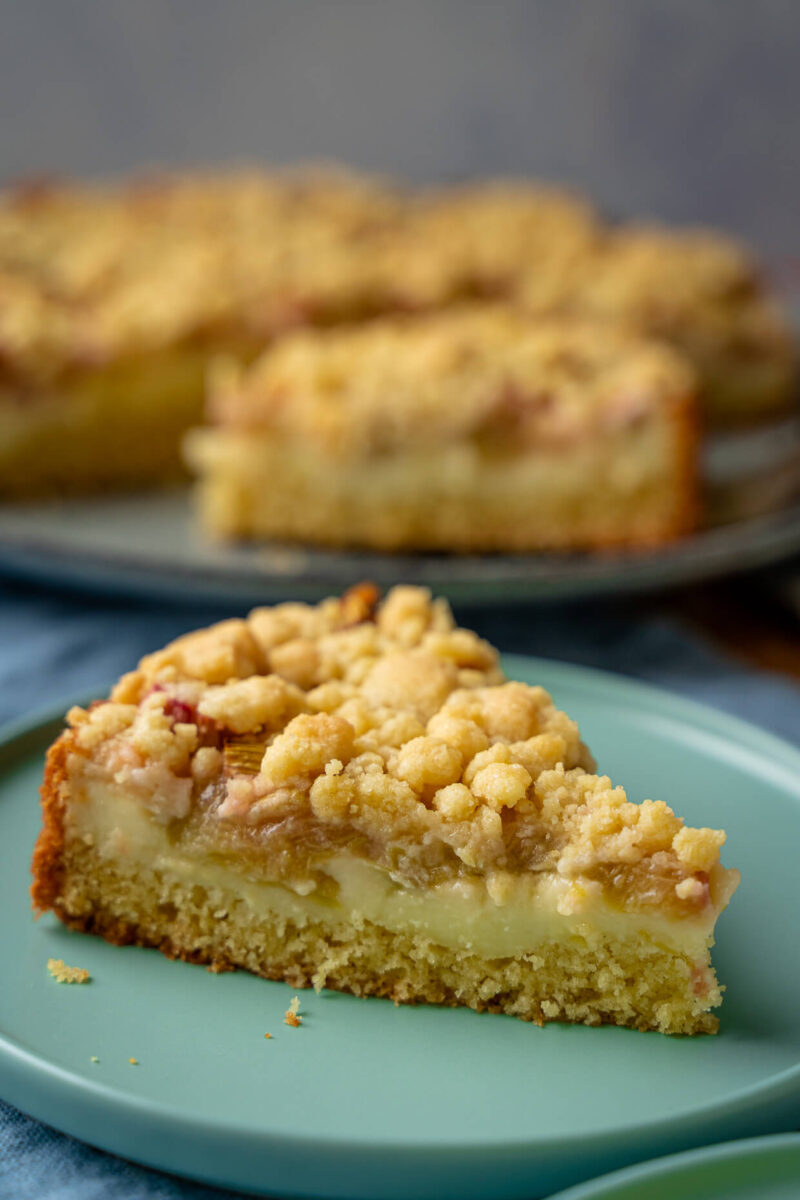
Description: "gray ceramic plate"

(1, 412), (799, 606)
(3, 657), (800, 1198)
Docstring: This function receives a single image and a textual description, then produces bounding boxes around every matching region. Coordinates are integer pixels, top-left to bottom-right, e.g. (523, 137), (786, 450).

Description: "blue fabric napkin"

(2, 576), (798, 1200)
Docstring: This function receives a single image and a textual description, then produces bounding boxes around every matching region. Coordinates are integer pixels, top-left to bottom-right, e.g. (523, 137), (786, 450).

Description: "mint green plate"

(550, 1133), (800, 1199)
(2, 657), (800, 1199)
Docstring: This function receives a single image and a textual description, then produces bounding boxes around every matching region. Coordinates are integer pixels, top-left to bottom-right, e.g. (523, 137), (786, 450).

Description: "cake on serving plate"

(32, 585), (739, 1034)
(0, 170), (597, 497)
(0, 166), (794, 503)
(185, 307), (699, 552)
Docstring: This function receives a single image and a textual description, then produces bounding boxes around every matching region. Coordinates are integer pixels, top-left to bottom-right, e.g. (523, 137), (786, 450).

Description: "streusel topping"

(1, 167), (792, 426)
(518, 224), (797, 366)
(404, 180), (600, 285)
(207, 309), (695, 455)
(0, 170), (594, 383)
(0, 167), (405, 381)
(66, 586), (730, 916)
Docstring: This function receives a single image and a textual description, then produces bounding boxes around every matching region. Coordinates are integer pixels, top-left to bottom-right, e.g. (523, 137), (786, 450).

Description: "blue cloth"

(2, 576), (799, 1199)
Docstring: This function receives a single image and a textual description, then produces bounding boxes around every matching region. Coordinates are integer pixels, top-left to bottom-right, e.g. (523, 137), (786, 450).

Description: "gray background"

(0, 0), (798, 256)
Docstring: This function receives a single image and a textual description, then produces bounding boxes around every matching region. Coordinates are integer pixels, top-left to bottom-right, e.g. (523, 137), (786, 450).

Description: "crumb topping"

(66, 585), (730, 917)
(0, 171), (594, 383)
(0, 167), (410, 380)
(47, 957), (90, 984)
(517, 225), (797, 376)
(207, 308), (695, 455)
(284, 995), (302, 1027)
(0, 167), (792, 420)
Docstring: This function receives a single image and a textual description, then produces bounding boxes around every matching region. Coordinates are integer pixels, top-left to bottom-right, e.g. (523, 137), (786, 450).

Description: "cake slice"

(32, 585), (739, 1034)
(185, 307), (699, 552)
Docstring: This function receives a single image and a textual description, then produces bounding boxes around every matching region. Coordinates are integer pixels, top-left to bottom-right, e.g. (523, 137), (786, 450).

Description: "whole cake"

(32, 585), (739, 1034)
(0, 166), (795, 503)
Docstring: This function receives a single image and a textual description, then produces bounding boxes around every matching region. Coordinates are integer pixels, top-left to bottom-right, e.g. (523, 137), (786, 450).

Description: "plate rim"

(548, 1131), (800, 1199)
(1, 490), (800, 607)
(3, 658), (800, 1197)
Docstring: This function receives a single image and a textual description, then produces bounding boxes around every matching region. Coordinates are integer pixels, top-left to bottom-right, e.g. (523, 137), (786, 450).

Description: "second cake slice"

(33, 585), (739, 1033)
(185, 308), (699, 553)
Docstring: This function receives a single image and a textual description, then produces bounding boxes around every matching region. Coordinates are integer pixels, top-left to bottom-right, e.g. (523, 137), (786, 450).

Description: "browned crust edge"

(39, 902), (718, 1035)
(586, 385), (701, 550)
(31, 730), (73, 914)
(669, 387), (702, 542)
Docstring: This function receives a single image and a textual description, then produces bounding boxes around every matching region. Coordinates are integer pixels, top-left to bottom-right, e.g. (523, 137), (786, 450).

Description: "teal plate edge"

(548, 1132), (800, 1199)
(1, 659), (800, 1200)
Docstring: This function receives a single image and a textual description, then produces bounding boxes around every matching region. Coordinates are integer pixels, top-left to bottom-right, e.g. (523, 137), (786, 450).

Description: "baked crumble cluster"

(0, 166), (793, 412)
(187, 306), (699, 551)
(61, 585), (726, 916)
(47, 957), (90, 984)
(205, 308), (695, 455)
(516, 225), (796, 423)
(0, 171), (594, 384)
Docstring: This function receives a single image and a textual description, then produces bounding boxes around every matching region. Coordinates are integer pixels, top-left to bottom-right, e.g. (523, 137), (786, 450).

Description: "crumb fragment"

(128, 1057), (138, 1065)
(90, 1056), (99, 1063)
(284, 995), (302, 1027)
(47, 957), (90, 984)
(264, 1032), (273, 1039)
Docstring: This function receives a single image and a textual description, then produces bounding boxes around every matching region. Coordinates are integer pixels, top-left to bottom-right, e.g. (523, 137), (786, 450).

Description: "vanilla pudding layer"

(51, 779), (728, 1034)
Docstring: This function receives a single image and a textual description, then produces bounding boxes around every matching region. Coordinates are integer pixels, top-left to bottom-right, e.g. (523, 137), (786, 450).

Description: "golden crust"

(402, 179), (601, 289)
(31, 732), (72, 914)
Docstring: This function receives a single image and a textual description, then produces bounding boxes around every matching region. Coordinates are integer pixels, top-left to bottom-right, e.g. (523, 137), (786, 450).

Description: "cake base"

(186, 409), (698, 553)
(40, 842), (719, 1036)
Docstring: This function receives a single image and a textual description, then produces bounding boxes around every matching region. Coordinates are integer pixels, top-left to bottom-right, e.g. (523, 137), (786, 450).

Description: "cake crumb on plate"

(284, 996), (302, 1027)
(47, 957), (90, 984)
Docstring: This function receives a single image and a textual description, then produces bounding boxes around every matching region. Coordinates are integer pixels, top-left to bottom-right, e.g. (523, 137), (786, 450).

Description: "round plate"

(0, 435), (798, 607)
(3, 657), (800, 1199)
(549, 1133), (800, 1199)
